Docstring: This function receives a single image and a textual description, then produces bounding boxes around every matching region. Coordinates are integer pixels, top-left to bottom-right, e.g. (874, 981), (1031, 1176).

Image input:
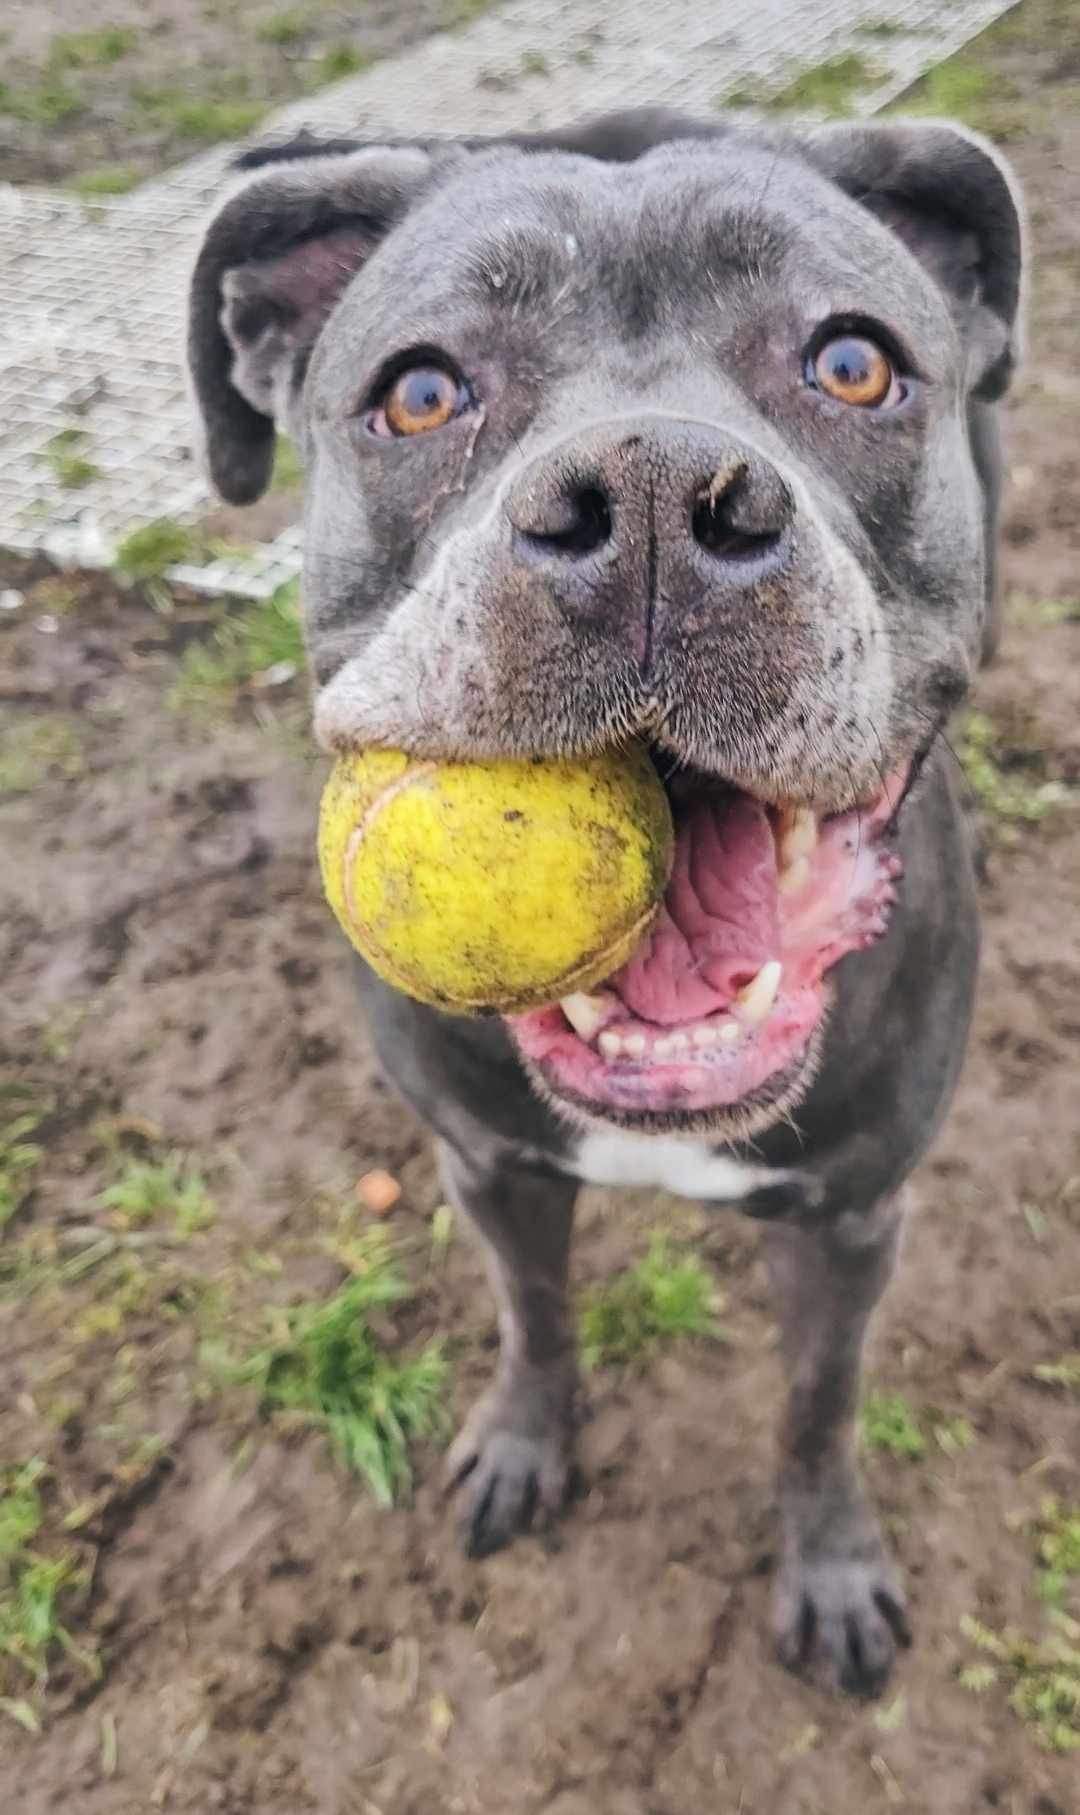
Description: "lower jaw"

(508, 982), (827, 1134)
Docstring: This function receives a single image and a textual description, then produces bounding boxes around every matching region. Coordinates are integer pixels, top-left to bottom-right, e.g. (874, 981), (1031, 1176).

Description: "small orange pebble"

(356, 1169), (402, 1216)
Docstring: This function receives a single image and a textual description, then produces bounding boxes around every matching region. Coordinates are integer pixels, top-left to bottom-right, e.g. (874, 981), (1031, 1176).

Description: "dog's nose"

(507, 424), (794, 604)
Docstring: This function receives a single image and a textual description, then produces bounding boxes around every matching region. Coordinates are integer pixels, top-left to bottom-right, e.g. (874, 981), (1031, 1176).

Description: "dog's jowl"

(188, 108), (1023, 1695)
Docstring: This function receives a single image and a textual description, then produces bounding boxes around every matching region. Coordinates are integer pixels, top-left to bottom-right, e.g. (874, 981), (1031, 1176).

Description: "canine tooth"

(692, 1024), (720, 1049)
(778, 855), (811, 896)
(734, 959), (782, 1027)
(777, 805), (818, 868)
(560, 992), (610, 1041)
(598, 1031), (624, 1059)
(719, 1020), (742, 1044)
(623, 1033), (647, 1057)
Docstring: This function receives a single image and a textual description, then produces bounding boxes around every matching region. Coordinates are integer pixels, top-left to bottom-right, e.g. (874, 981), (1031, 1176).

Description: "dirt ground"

(0, 0), (474, 190)
(2, 0), (1079, 1810)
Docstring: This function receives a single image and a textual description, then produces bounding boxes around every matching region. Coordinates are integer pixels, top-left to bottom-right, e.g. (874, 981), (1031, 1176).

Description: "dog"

(187, 106), (1023, 1695)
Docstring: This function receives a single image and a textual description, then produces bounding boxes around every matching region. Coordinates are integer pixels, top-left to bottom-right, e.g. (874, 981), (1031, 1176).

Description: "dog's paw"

(772, 1539), (911, 1697)
(445, 1373), (577, 1559)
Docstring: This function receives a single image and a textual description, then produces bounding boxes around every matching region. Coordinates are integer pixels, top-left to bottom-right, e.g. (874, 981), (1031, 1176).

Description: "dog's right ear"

(188, 145), (446, 504)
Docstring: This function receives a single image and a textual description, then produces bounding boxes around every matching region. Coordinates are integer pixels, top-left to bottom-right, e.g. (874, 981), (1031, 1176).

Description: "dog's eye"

(370, 365), (469, 438)
(810, 335), (901, 409)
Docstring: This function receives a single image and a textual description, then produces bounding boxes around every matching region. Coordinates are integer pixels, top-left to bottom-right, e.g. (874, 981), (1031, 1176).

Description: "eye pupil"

(813, 333), (896, 408)
(829, 344), (868, 384)
(380, 363), (464, 436)
(405, 373), (445, 413)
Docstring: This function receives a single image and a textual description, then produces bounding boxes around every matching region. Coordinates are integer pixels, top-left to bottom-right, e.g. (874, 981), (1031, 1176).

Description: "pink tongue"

(612, 791), (779, 1026)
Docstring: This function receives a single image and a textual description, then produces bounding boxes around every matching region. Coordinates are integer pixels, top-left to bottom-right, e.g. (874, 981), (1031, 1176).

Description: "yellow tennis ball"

(317, 745), (673, 1014)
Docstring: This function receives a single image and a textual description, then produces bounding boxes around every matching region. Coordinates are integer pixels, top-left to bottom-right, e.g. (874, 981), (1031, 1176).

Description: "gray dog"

(187, 107), (1023, 1695)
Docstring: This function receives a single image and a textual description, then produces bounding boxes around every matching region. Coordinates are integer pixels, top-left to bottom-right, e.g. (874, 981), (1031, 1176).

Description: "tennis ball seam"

(342, 760), (438, 935)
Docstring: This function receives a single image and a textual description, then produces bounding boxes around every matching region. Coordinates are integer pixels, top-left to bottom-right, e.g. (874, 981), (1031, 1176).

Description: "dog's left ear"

(188, 144), (452, 504)
(805, 119), (1024, 400)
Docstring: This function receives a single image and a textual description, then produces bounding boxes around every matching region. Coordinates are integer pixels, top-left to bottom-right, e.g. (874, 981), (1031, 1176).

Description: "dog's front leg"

(438, 1140), (579, 1558)
(764, 1196), (912, 1696)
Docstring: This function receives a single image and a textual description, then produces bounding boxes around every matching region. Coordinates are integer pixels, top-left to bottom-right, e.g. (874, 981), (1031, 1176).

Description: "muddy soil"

(1, 0), (1079, 1810)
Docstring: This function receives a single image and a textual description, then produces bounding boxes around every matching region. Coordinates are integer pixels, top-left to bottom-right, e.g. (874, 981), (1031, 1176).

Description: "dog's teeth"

(623, 1033), (647, 1057)
(719, 1020), (742, 1044)
(777, 804), (818, 866)
(598, 1031), (624, 1059)
(654, 1035), (674, 1058)
(733, 959), (782, 1027)
(777, 855), (811, 896)
(692, 1024), (720, 1049)
(560, 991), (611, 1042)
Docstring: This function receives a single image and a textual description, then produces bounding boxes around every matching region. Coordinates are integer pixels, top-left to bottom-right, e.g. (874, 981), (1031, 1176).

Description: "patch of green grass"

(0, 1462), (93, 1702)
(931, 1413), (976, 1457)
(1034, 1498), (1080, 1609)
(0, 718), (83, 796)
(312, 43), (373, 83)
(39, 429), (99, 490)
(256, 8), (311, 45)
(113, 517), (200, 581)
(0, 1462), (44, 1560)
(1011, 594), (1080, 626)
(960, 1612), (1080, 1752)
(133, 84), (265, 143)
(233, 1232), (448, 1504)
(1033, 1354), (1080, 1393)
(579, 1235), (722, 1370)
(47, 26), (138, 69)
(270, 434), (303, 490)
(860, 1391), (926, 1459)
(96, 1153), (215, 1236)
(957, 709), (1071, 829)
(959, 1492), (1080, 1750)
(891, 55), (1017, 133)
(168, 582), (305, 715)
(759, 51), (882, 115)
(520, 49), (550, 77)
(0, 79), (85, 127)
(170, 96), (265, 141)
(68, 162), (141, 199)
(0, 1113), (44, 1234)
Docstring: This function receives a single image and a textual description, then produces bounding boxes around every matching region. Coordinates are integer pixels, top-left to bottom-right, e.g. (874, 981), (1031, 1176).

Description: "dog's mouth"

(507, 758), (907, 1132)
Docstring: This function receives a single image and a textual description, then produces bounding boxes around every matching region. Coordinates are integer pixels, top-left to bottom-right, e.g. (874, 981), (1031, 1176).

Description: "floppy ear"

(804, 119), (1025, 400)
(188, 145), (445, 504)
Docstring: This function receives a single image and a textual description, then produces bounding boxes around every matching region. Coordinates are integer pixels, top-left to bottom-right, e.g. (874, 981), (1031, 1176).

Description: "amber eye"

(811, 334), (900, 409)
(372, 365), (467, 437)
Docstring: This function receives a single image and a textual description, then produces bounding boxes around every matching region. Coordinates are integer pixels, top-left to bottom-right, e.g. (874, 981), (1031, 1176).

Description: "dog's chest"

(567, 1131), (778, 1201)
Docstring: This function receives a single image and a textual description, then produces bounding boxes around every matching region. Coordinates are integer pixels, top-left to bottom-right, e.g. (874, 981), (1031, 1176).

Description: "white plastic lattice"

(2, 0), (1017, 598)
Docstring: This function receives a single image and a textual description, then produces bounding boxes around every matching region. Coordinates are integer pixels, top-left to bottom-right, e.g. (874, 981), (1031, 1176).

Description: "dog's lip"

(506, 760), (907, 1123)
(530, 1041), (817, 1138)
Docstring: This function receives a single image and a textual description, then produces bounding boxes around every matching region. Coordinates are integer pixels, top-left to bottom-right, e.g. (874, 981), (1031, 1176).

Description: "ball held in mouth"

(317, 744), (675, 1014)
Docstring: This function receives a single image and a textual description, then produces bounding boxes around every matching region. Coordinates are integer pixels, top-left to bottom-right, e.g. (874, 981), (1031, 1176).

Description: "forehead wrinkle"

(461, 226), (577, 312)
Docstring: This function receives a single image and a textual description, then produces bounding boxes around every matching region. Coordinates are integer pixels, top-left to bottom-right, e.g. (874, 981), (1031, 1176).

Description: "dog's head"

(188, 110), (1023, 1138)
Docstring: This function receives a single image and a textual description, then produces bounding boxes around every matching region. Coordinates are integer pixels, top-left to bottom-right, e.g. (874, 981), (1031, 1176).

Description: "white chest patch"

(569, 1131), (783, 1201)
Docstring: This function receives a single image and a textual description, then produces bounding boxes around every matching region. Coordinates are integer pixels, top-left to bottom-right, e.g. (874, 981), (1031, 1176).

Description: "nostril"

(518, 484), (613, 559)
(692, 489), (780, 561)
(691, 465), (789, 564)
